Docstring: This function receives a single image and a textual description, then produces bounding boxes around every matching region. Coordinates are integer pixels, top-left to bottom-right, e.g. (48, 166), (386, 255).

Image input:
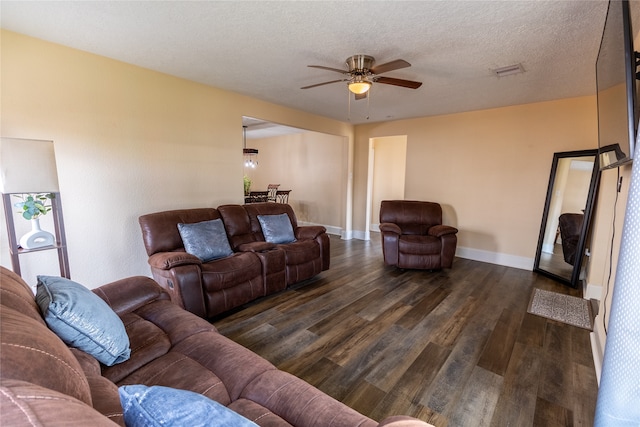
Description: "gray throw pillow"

(177, 218), (233, 262)
(119, 385), (258, 427)
(257, 213), (296, 244)
(36, 275), (131, 366)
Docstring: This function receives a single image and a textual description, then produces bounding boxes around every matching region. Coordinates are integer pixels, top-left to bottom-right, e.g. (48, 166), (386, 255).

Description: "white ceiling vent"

(492, 63), (525, 77)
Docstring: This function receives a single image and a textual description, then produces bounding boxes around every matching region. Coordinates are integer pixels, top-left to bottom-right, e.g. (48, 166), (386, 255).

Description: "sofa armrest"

(378, 416), (435, 427)
(148, 251), (201, 270)
(379, 222), (402, 235)
(295, 225), (326, 240)
(238, 241), (277, 252)
(428, 225), (458, 237)
(93, 276), (168, 316)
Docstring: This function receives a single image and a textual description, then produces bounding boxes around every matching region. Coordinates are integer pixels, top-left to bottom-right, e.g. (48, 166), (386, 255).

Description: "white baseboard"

(298, 221), (343, 238)
(584, 281), (602, 301)
(455, 246), (533, 270)
(350, 229), (368, 240)
(591, 315), (606, 385)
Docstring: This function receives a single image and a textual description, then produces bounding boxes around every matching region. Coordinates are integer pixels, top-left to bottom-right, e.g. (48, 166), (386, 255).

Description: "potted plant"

(13, 193), (53, 220)
(243, 175), (252, 196)
(13, 193), (55, 249)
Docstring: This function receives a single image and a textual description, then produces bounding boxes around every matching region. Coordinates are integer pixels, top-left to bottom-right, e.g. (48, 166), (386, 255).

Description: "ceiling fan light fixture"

(348, 80), (371, 95)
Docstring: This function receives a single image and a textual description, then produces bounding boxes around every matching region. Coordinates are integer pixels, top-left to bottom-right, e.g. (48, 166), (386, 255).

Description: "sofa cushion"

(0, 380), (119, 427)
(1, 308), (94, 405)
(119, 385), (257, 427)
(398, 235), (441, 254)
(102, 311), (172, 384)
(36, 275), (131, 366)
(258, 213), (296, 244)
(178, 218), (233, 262)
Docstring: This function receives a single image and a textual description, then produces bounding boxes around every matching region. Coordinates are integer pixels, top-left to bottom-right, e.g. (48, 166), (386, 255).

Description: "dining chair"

(267, 184), (280, 202)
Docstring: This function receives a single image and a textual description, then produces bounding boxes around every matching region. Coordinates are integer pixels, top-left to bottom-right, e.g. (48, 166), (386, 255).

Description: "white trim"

(365, 140), (375, 239)
(350, 229), (368, 240)
(591, 316), (606, 385)
(455, 246), (533, 270)
(370, 223), (380, 232)
(583, 281), (602, 301)
(298, 221), (343, 237)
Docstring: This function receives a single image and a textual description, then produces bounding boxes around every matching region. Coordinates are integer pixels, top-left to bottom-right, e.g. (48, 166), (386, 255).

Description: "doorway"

(366, 135), (407, 238)
(242, 117), (349, 237)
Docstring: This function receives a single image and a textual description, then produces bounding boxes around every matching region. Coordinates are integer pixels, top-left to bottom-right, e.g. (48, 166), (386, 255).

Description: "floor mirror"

(533, 149), (600, 288)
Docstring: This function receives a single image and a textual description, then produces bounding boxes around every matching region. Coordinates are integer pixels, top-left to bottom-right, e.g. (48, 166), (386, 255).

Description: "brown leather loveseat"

(0, 267), (432, 427)
(138, 203), (329, 318)
(379, 200), (458, 270)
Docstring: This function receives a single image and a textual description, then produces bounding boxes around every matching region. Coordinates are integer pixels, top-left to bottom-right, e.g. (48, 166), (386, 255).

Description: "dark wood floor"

(213, 235), (597, 427)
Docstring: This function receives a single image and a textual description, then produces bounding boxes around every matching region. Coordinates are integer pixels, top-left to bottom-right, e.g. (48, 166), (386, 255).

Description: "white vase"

(19, 218), (55, 249)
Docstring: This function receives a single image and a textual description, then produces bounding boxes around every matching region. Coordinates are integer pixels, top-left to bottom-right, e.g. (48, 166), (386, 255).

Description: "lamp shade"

(0, 138), (60, 193)
(348, 81), (371, 95)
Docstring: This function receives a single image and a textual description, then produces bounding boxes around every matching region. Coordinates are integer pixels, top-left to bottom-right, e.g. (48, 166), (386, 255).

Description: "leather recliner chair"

(558, 212), (584, 266)
(379, 200), (458, 270)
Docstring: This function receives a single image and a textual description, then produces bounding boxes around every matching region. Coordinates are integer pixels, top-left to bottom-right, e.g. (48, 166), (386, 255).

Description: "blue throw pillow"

(35, 275), (131, 366)
(177, 218), (233, 262)
(257, 213), (296, 244)
(119, 385), (258, 427)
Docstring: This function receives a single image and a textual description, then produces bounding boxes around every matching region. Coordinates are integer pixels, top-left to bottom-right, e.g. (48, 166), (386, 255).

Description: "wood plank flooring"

(212, 235), (597, 427)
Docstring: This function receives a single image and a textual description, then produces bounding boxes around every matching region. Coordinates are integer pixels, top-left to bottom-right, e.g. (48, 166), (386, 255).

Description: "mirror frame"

(533, 149), (601, 288)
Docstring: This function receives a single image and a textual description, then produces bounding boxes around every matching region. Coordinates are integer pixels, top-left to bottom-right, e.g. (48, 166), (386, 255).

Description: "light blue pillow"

(36, 275), (130, 366)
(119, 385), (258, 427)
(177, 219), (233, 262)
(257, 213), (296, 244)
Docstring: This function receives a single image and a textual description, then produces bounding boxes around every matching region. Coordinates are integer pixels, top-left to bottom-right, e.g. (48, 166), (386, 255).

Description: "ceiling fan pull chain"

(366, 91), (370, 120)
(347, 89), (352, 121)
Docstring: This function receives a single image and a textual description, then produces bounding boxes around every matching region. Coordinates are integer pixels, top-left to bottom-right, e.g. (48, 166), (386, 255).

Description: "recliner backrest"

(138, 208), (221, 256)
(243, 203), (299, 241)
(380, 200), (442, 235)
(217, 204), (258, 250)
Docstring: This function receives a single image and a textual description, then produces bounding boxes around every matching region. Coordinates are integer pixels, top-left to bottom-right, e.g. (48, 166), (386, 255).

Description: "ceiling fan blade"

(300, 79), (344, 89)
(307, 65), (348, 74)
(375, 76), (423, 89)
(370, 59), (411, 75)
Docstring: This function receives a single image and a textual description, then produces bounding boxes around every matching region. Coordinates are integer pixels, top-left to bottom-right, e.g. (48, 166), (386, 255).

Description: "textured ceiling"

(0, 1), (624, 126)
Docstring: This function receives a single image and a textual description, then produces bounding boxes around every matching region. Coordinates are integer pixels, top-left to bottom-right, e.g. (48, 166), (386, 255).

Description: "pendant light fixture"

(242, 125), (258, 168)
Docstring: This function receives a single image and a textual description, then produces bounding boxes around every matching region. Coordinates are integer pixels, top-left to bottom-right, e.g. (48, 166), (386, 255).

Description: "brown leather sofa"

(379, 200), (458, 270)
(139, 203), (329, 318)
(0, 267), (432, 427)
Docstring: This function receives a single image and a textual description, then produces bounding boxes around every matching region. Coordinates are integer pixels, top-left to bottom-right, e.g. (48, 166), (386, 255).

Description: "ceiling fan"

(301, 54), (422, 99)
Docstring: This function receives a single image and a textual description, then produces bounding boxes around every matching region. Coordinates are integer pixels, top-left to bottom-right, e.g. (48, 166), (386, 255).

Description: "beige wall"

(354, 97), (599, 268)
(0, 30), (353, 287)
(588, 163), (632, 378)
(244, 131), (348, 232)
